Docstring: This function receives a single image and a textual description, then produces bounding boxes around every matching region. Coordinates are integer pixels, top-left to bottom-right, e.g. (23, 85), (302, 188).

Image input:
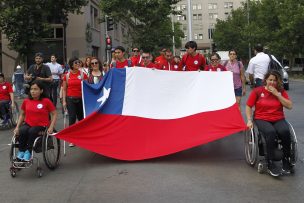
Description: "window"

(177, 15), (186, 21)
(55, 28), (63, 38)
(92, 46), (99, 57)
(209, 13), (218, 20)
(194, 34), (198, 40)
(193, 4), (197, 10)
(198, 14), (202, 20)
(197, 4), (202, 10)
(183, 34), (187, 40)
(90, 6), (99, 29)
(208, 28), (215, 39)
(181, 4), (186, 10)
(208, 3), (217, 10)
(45, 26), (63, 39)
(193, 14), (197, 20)
(224, 2), (233, 9)
(176, 5), (181, 11)
(224, 12), (229, 19)
(199, 34), (203, 40)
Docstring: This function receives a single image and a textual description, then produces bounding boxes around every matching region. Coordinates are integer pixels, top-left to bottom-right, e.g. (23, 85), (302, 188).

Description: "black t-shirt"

(27, 64), (52, 97)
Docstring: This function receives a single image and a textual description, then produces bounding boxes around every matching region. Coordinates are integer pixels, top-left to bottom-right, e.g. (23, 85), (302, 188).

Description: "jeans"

(0, 100), (10, 119)
(15, 81), (24, 97)
(18, 123), (46, 151)
(255, 119), (291, 161)
(66, 97), (84, 126)
(50, 79), (60, 107)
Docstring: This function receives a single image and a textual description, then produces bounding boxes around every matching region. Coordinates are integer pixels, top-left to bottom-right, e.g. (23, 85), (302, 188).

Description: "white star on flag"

(97, 87), (111, 107)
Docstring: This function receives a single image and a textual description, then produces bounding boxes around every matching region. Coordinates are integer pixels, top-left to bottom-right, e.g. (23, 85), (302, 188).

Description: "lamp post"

(186, 0), (192, 41)
(247, 0), (252, 59)
(171, 14), (176, 56)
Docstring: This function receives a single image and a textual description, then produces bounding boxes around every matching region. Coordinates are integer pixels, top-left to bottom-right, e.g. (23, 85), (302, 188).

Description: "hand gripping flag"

(55, 68), (246, 161)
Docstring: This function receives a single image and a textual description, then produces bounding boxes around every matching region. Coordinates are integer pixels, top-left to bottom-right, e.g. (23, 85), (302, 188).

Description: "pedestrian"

(25, 52), (52, 98)
(87, 57), (103, 84)
(13, 65), (25, 99)
(130, 47), (141, 66)
(224, 49), (246, 108)
(161, 50), (180, 71)
(138, 51), (158, 69)
(0, 72), (15, 126)
(154, 48), (167, 67)
(45, 54), (63, 107)
(204, 53), (227, 71)
(13, 80), (57, 161)
(179, 41), (206, 71)
(172, 56), (182, 71)
(82, 56), (91, 76)
(246, 44), (280, 87)
(62, 57), (88, 147)
(110, 46), (134, 68)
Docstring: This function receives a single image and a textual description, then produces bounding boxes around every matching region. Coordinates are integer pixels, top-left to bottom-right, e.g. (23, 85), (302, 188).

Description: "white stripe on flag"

(122, 68), (235, 119)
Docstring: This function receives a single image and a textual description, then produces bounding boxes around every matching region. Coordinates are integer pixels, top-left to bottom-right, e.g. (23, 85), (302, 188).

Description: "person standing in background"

(13, 65), (25, 99)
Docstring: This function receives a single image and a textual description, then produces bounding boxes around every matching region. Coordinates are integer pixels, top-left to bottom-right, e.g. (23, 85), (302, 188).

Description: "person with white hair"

(13, 65), (25, 99)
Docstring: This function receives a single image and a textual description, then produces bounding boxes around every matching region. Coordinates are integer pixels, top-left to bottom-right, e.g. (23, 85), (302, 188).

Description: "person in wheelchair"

(0, 73), (15, 126)
(246, 70), (292, 177)
(13, 80), (57, 161)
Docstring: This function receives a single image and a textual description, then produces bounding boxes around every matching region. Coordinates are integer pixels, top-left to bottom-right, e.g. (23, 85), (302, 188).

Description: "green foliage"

(100, 0), (184, 55)
(0, 0), (88, 60)
(212, 0), (304, 66)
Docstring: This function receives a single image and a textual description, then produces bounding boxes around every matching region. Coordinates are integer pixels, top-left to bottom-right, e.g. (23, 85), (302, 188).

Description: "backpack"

(111, 59), (132, 68)
(268, 54), (283, 76)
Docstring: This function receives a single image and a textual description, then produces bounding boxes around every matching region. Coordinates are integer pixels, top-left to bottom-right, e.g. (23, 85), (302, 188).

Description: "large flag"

(55, 68), (246, 161)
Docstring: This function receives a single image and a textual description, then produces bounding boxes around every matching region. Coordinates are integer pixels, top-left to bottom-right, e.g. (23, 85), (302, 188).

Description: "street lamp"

(186, 0), (192, 41)
(247, 0), (252, 59)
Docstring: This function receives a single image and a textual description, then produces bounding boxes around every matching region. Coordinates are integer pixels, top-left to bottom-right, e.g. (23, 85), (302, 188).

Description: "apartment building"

(0, 0), (131, 78)
(174, 0), (245, 52)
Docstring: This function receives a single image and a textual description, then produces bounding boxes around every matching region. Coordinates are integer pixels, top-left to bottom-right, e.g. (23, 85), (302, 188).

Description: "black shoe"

(282, 158), (292, 174)
(267, 161), (281, 177)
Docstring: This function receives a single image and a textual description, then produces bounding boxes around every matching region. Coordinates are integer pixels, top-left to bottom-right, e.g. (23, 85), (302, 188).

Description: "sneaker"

(23, 150), (31, 161)
(267, 161), (281, 177)
(17, 151), (25, 160)
(69, 143), (75, 147)
(282, 158), (292, 174)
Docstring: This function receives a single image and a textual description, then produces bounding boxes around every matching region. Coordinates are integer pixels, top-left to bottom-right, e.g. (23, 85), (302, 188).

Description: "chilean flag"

(55, 68), (246, 161)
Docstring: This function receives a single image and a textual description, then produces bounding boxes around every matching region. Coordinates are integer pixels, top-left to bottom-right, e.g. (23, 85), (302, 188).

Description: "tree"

(0, 0), (88, 64)
(99, 0), (184, 56)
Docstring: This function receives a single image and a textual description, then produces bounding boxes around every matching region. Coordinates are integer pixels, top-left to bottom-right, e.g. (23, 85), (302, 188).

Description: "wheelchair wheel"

(42, 131), (61, 170)
(287, 122), (298, 165)
(244, 126), (258, 166)
(9, 102), (19, 127)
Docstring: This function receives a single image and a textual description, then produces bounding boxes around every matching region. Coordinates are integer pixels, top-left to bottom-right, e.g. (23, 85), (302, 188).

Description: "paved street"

(0, 80), (303, 203)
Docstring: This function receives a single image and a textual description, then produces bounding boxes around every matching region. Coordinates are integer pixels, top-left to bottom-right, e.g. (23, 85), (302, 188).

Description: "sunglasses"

(91, 62), (99, 65)
(142, 56), (149, 59)
(133, 50), (139, 52)
(211, 59), (219, 62)
(73, 60), (81, 64)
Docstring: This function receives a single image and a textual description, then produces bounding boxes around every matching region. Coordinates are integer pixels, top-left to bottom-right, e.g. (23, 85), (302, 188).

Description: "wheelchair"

(9, 128), (61, 178)
(0, 101), (19, 129)
(244, 121), (298, 174)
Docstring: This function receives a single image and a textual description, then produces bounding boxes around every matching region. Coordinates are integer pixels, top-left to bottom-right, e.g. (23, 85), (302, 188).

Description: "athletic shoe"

(69, 143), (75, 147)
(17, 151), (25, 160)
(282, 158), (292, 174)
(267, 161), (281, 177)
(23, 150), (31, 161)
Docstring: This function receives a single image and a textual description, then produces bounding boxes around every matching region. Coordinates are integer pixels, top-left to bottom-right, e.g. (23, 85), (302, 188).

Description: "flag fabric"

(55, 68), (246, 161)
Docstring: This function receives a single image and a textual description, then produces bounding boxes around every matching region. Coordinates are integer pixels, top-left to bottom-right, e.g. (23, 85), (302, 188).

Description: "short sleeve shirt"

(204, 64), (227, 71)
(0, 82), (13, 101)
(246, 86), (289, 122)
(63, 71), (88, 97)
(21, 98), (56, 127)
(180, 53), (206, 71)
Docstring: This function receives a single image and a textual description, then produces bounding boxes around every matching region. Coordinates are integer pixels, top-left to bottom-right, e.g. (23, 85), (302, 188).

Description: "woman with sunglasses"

(62, 57), (88, 147)
(224, 49), (246, 108)
(204, 53), (227, 72)
(87, 57), (103, 84)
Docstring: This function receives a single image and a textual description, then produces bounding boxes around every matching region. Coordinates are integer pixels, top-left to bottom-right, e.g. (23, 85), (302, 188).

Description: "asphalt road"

(0, 80), (303, 203)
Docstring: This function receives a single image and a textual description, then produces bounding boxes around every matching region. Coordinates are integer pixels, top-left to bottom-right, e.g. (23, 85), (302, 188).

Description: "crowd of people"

(0, 41), (294, 177)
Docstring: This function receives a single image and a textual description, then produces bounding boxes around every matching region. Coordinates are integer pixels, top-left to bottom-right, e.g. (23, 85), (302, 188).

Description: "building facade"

(174, 0), (245, 52)
(0, 0), (131, 78)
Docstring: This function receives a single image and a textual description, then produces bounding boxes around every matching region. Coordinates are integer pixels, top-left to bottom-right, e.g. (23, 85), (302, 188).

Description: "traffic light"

(106, 36), (112, 50)
(107, 17), (114, 31)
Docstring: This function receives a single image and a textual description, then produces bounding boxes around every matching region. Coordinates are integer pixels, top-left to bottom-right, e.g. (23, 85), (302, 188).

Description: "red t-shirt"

(154, 55), (166, 66)
(130, 56), (141, 66)
(161, 60), (182, 71)
(138, 61), (158, 69)
(246, 86), (289, 122)
(204, 64), (227, 71)
(180, 53), (206, 71)
(21, 98), (56, 127)
(63, 71), (88, 97)
(111, 59), (134, 68)
(0, 82), (13, 101)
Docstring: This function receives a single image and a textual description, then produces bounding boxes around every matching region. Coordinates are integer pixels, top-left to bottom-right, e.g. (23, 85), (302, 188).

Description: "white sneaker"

(69, 143), (75, 147)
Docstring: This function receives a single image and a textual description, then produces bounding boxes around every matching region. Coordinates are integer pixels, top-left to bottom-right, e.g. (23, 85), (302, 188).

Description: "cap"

(16, 65), (21, 69)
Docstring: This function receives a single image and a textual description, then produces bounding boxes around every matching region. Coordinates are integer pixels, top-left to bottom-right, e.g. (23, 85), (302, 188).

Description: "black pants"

(0, 100), (10, 119)
(66, 97), (84, 126)
(18, 123), (46, 151)
(50, 79), (60, 107)
(255, 119), (291, 161)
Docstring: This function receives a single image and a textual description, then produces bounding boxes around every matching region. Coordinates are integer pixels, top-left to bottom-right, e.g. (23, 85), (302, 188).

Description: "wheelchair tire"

(42, 131), (61, 170)
(9, 102), (19, 127)
(244, 126), (258, 167)
(287, 122), (298, 165)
